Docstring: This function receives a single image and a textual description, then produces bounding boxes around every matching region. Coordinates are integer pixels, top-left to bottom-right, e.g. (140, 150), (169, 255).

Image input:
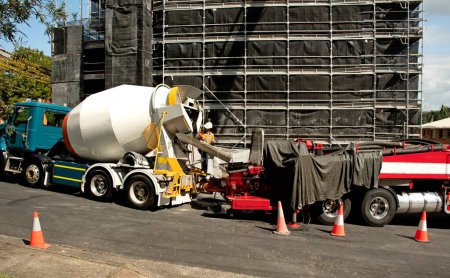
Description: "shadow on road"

(316, 228), (332, 234)
(201, 210), (276, 225)
(395, 234), (415, 241)
(390, 214), (450, 229)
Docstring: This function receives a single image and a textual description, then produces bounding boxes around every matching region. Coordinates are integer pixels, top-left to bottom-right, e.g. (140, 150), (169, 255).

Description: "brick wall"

(422, 128), (450, 144)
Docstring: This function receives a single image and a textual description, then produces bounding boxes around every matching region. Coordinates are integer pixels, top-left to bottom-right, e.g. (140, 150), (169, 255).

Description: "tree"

(423, 105), (450, 123)
(0, 47), (51, 110)
(0, 0), (67, 43)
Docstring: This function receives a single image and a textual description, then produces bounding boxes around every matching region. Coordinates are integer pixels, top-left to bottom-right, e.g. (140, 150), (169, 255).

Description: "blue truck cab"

(0, 101), (110, 202)
(2, 101), (70, 153)
(0, 101), (71, 183)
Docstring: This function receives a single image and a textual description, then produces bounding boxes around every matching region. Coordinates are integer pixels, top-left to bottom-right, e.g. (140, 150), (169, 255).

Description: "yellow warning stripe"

(54, 164), (86, 172)
(53, 175), (82, 182)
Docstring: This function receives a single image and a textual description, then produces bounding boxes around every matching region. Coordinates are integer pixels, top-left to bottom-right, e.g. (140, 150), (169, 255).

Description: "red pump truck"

(205, 132), (450, 227)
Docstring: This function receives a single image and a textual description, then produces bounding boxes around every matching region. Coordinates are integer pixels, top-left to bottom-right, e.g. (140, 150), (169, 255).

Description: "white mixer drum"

(62, 84), (170, 161)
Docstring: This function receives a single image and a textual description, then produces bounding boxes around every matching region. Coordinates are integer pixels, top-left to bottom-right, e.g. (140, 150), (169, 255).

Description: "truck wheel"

(315, 196), (351, 225)
(361, 188), (396, 227)
(22, 160), (45, 187)
(125, 175), (156, 210)
(0, 151), (5, 178)
(85, 169), (114, 202)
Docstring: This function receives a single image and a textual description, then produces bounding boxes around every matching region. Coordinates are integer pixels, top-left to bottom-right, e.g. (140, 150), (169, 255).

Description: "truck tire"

(22, 159), (45, 187)
(361, 188), (396, 227)
(0, 151), (5, 178)
(85, 169), (114, 202)
(125, 175), (156, 210)
(315, 196), (351, 225)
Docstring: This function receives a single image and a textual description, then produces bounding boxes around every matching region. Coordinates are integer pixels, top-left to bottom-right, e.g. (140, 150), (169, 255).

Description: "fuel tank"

(396, 192), (443, 214)
(62, 84), (172, 162)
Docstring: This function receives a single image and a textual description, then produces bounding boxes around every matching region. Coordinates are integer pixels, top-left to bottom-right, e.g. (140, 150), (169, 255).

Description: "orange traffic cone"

(29, 212), (50, 249)
(414, 211), (429, 243)
(331, 203), (345, 237)
(273, 201), (291, 236)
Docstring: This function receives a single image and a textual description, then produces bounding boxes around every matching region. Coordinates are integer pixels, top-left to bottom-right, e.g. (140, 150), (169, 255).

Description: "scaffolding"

(151, 0), (423, 145)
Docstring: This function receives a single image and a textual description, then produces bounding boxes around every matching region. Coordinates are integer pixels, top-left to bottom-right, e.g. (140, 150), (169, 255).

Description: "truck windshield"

(13, 107), (29, 125)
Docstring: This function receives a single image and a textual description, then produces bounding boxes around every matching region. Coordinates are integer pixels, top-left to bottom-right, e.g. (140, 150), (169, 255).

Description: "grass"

(0, 274), (19, 278)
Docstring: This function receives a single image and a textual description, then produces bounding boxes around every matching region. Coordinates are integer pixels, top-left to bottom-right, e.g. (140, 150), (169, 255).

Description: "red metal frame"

(226, 194), (273, 211)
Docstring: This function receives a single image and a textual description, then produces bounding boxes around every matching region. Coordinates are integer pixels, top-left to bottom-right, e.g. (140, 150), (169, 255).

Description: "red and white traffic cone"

(29, 211), (50, 249)
(414, 211), (429, 243)
(273, 201), (291, 236)
(331, 203), (345, 237)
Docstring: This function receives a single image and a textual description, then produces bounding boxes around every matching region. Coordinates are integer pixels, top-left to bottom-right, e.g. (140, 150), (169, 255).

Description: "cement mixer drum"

(62, 85), (172, 161)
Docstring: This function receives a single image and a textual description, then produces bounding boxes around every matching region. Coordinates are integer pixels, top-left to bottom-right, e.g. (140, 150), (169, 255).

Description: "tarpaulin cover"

(263, 141), (382, 211)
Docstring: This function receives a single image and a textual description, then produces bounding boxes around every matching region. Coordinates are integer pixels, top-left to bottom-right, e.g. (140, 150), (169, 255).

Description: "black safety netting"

(53, 0), (156, 106)
(104, 0), (152, 88)
(150, 1), (423, 143)
(52, 0), (423, 133)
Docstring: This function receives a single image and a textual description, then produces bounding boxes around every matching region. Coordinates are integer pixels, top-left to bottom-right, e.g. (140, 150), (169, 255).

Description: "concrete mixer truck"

(1, 84), (231, 210)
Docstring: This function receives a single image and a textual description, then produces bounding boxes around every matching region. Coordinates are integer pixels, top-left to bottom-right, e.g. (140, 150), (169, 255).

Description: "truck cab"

(0, 101), (71, 180)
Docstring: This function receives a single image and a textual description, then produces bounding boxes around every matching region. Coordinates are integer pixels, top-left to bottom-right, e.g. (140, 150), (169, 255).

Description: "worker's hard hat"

(204, 122), (213, 129)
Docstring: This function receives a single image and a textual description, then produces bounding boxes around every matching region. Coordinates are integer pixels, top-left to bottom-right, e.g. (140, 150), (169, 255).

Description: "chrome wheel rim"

(130, 181), (149, 205)
(369, 196), (389, 219)
(322, 199), (339, 218)
(26, 165), (40, 184)
(90, 175), (107, 197)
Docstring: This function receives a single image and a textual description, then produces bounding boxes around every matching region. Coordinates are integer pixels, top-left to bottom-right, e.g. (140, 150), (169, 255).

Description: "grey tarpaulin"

(263, 141), (382, 211)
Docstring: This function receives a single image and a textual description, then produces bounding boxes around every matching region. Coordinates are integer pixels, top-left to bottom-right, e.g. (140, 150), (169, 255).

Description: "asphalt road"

(0, 180), (449, 277)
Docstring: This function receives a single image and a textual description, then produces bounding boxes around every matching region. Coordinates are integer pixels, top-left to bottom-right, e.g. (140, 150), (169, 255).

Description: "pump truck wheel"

(125, 174), (156, 210)
(85, 169), (114, 202)
(361, 188), (396, 227)
(22, 159), (45, 187)
(315, 196), (351, 225)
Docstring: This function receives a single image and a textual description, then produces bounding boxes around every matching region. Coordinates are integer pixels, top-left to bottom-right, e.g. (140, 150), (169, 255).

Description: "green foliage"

(423, 105), (450, 123)
(0, 274), (19, 278)
(0, 0), (67, 43)
(0, 0), (35, 42)
(0, 47), (51, 114)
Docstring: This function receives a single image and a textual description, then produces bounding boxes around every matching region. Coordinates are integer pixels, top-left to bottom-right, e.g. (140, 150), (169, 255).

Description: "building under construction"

(52, 0), (423, 145)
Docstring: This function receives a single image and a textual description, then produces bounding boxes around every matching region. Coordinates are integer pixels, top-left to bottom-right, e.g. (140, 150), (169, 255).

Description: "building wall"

(51, 0), (153, 104)
(422, 128), (450, 144)
(51, 0), (423, 145)
(51, 25), (83, 107)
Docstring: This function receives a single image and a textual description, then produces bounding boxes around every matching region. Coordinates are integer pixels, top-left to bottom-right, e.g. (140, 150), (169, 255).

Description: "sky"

(1, 1), (85, 55)
(422, 0), (450, 111)
(1, 0), (449, 111)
